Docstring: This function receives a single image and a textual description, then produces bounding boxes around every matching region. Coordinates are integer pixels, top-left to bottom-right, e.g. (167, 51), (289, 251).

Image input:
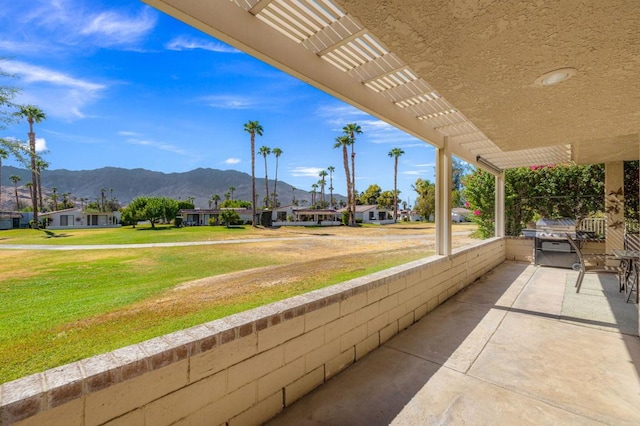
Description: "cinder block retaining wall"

(2, 238), (505, 426)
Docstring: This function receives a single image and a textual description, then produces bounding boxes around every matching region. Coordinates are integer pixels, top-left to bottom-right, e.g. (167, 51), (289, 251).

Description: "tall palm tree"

(100, 188), (106, 212)
(291, 187), (297, 205)
(333, 135), (352, 224)
(25, 182), (33, 209)
(343, 123), (362, 225)
(51, 187), (58, 210)
(244, 120), (263, 226)
(388, 147), (405, 222)
(311, 183), (318, 207)
(212, 194), (220, 209)
(35, 158), (48, 212)
(10, 175), (20, 209)
(0, 148), (8, 208)
(271, 147), (282, 207)
(229, 186), (236, 201)
(259, 146), (271, 208)
(318, 170), (328, 207)
(327, 165), (335, 208)
(16, 105), (46, 228)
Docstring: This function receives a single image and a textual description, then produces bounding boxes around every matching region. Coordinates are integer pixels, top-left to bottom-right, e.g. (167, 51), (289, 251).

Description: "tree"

(464, 164), (607, 238)
(452, 158), (470, 207)
(16, 105), (46, 228)
(25, 182), (33, 209)
(51, 187), (58, 210)
(10, 174), (20, 209)
(244, 121), (263, 226)
(333, 135), (353, 224)
(35, 158), (48, 212)
(413, 178), (436, 221)
(229, 186), (236, 201)
(378, 190), (397, 210)
(358, 184), (382, 205)
(123, 196), (179, 228)
(318, 169), (328, 207)
(343, 123), (362, 225)
(311, 183), (318, 207)
(388, 147), (405, 222)
(220, 209), (241, 228)
(212, 194), (220, 209)
(0, 148), (7, 208)
(272, 147), (282, 207)
(327, 166), (335, 208)
(259, 145), (271, 208)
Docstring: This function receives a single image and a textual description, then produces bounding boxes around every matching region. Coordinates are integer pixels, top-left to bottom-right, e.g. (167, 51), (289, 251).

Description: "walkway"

(0, 231), (473, 250)
(268, 262), (640, 425)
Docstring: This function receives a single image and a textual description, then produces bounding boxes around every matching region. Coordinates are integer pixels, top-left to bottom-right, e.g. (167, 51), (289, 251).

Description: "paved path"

(0, 231), (473, 250)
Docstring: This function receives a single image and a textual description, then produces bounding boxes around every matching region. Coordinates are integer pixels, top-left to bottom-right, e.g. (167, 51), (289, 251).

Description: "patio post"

(495, 172), (505, 237)
(605, 161), (624, 257)
(435, 136), (452, 256)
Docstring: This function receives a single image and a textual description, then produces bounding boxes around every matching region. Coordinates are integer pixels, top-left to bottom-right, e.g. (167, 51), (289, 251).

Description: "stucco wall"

(1, 238), (506, 426)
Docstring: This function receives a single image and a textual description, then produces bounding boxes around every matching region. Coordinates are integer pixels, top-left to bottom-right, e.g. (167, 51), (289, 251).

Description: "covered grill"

(534, 218), (580, 269)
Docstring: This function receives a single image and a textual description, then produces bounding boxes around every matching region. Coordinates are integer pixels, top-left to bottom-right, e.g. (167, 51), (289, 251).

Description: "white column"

(435, 137), (452, 256)
(495, 172), (505, 238)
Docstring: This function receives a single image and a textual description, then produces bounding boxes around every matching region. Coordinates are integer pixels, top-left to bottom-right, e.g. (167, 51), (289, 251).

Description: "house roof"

(144, 0), (639, 173)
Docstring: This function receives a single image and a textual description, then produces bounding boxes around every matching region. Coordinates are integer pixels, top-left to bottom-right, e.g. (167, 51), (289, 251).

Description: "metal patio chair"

(565, 234), (622, 293)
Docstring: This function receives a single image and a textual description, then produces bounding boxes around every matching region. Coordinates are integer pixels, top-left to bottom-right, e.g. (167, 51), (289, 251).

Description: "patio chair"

(565, 234), (621, 293)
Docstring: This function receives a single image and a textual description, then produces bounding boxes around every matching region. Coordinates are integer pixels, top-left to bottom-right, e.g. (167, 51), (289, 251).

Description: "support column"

(605, 161), (624, 254)
(495, 172), (505, 238)
(435, 137), (452, 256)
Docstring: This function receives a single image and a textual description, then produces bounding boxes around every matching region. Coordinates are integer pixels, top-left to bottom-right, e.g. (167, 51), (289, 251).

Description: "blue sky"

(0, 0), (437, 205)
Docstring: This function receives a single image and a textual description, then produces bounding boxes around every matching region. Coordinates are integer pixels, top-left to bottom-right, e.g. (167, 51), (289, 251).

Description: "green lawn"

(0, 224), (442, 383)
(0, 224), (263, 245)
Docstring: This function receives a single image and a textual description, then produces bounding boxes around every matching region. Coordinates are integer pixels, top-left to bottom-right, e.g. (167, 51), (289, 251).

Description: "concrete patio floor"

(267, 261), (640, 425)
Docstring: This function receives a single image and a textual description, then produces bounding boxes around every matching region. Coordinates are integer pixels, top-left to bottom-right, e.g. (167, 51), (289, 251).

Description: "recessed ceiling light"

(535, 67), (578, 87)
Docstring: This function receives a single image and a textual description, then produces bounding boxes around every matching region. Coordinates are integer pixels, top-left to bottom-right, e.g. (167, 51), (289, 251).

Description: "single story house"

(179, 208), (254, 226)
(338, 205), (394, 224)
(39, 208), (121, 229)
(0, 211), (27, 230)
(271, 205), (341, 226)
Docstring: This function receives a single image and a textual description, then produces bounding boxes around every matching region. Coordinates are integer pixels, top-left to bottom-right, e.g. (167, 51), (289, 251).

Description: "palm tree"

(244, 120), (264, 226)
(16, 105), (46, 228)
(291, 187), (297, 205)
(25, 182), (33, 209)
(35, 158), (48, 212)
(343, 123), (362, 225)
(333, 135), (352, 224)
(229, 186), (236, 201)
(0, 148), (8, 208)
(272, 147), (282, 207)
(259, 146), (271, 209)
(100, 188), (106, 212)
(327, 165), (335, 208)
(51, 187), (58, 210)
(318, 170), (328, 207)
(388, 147), (405, 222)
(212, 194), (220, 210)
(311, 183), (318, 207)
(10, 175), (20, 209)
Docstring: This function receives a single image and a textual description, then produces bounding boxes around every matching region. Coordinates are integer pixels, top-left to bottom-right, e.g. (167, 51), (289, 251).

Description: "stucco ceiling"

(333, 0), (640, 165)
(144, 0), (639, 169)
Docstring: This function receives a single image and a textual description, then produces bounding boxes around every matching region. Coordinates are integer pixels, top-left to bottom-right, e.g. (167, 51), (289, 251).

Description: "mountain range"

(0, 166), (344, 211)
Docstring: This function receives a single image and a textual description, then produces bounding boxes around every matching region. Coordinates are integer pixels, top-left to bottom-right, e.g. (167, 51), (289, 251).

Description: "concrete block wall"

(1, 238), (506, 426)
(505, 237), (606, 264)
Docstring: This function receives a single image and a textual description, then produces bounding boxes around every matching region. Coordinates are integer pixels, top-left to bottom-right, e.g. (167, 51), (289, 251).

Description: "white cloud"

(124, 137), (188, 156)
(224, 158), (241, 165)
(81, 9), (156, 47)
(290, 166), (325, 177)
(203, 95), (256, 109)
(35, 138), (47, 152)
(118, 131), (141, 137)
(166, 36), (240, 53)
(3, 60), (104, 92)
(3, 60), (105, 120)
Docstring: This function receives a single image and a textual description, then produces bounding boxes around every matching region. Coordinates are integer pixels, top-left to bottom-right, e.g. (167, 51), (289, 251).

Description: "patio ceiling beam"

(143, 0), (445, 150)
